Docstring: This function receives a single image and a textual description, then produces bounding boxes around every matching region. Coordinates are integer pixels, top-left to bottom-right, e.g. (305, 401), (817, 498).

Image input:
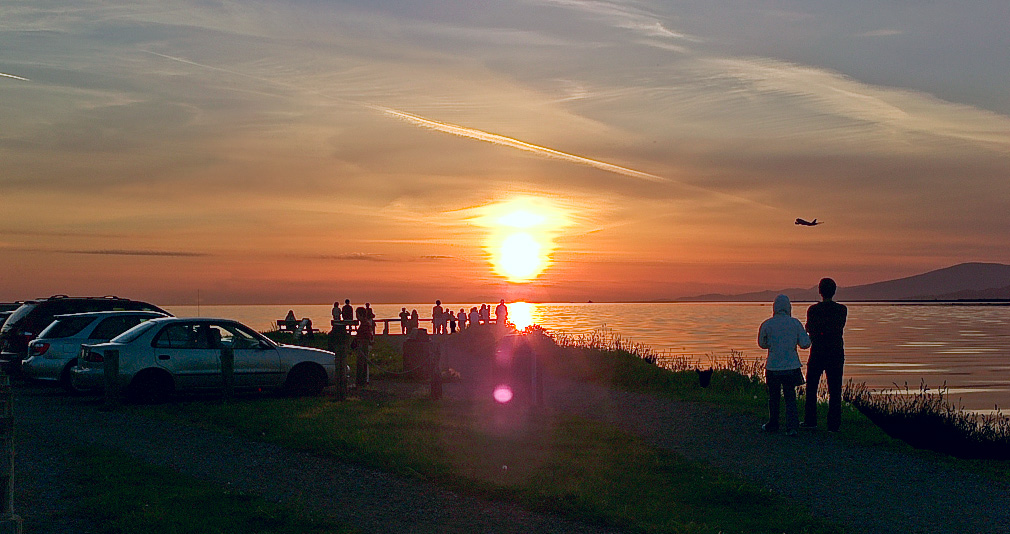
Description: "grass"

(68, 446), (353, 534)
(844, 379), (1010, 459)
(148, 395), (839, 534)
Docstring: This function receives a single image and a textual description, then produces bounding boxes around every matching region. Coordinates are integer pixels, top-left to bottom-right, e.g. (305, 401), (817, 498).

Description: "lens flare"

(493, 385), (514, 403)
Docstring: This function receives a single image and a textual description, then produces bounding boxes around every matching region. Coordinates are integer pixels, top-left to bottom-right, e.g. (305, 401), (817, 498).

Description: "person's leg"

(804, 357), (825, 426)
(826, 358), (845, 431)
(784, 383), (798, 432)
(766, 373), (781, 431)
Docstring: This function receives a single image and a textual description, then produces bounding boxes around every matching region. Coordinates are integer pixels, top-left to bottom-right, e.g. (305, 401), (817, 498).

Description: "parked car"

(72, 317), (336, 402)
(22, 310), (170, 392)
(0, 295), (168, 373)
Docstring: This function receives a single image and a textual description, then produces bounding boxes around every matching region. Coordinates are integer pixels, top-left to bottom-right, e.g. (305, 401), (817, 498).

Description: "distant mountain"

(678, 262), (1010, 302)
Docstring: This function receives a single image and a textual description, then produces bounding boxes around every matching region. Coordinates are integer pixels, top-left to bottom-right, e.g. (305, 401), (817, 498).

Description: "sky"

(2, 0), (1009, 305)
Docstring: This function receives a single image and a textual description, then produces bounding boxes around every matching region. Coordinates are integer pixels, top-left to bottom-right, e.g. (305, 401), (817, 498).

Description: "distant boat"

(795, 218), (822, 226)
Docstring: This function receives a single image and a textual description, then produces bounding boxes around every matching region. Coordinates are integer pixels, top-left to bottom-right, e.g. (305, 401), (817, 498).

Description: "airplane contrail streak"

(374, 106), (667, 183)
(0, 72), (30, 81)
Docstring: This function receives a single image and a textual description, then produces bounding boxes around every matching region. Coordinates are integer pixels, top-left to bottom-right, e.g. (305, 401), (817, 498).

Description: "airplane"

(795, 218), (822, 226)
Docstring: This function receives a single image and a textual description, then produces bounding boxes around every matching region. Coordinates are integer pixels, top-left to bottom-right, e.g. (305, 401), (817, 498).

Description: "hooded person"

(757, 294), (811, 435)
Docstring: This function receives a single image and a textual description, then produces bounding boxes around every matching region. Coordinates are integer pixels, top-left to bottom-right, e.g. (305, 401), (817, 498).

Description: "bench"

(276, 319), (320, 337)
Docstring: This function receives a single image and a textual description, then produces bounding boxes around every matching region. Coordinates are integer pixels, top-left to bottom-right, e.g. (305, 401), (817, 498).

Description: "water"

(165, 302), (1010, 412)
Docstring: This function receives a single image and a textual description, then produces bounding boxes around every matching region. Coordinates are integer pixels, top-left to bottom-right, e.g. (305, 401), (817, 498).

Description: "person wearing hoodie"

(758, 294), (812, 436)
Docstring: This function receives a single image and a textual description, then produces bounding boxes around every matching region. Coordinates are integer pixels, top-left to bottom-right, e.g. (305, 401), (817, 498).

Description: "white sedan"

(72, 317), (336, 402)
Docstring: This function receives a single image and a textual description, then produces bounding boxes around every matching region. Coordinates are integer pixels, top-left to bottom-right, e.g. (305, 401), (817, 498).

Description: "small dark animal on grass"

(696, 368), (714, 388)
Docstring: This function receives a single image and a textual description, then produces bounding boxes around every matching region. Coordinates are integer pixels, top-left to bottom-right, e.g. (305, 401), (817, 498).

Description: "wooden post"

(429, 341), (442, 400)
(103, 349), (120, 409)
(327, 328), (348, 401)
(356, 342), (370, 388)
(0, 373), (22, 534)
(220, 347), (234, 402)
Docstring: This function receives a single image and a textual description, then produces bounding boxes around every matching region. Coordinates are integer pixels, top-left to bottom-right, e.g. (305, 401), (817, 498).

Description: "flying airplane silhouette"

(795, 218), (822, 226)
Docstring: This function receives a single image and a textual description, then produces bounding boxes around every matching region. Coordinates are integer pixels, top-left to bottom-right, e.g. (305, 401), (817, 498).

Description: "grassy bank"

(68, 446), (352, 534)
(148, 395), (839, 534)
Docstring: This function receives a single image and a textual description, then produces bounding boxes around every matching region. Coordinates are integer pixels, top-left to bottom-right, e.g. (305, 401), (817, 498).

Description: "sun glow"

(471, 196), (574, 283)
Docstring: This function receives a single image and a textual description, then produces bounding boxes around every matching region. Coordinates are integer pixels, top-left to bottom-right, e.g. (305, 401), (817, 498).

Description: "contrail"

(375, 106), (667, 183)
(0, 72), (29, 81)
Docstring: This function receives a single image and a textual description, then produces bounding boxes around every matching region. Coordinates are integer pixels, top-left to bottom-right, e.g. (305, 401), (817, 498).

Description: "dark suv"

(0, 295), (169, 373)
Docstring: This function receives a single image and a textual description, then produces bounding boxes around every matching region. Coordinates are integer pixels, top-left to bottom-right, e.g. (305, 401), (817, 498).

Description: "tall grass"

(844, 380), (1010, 459)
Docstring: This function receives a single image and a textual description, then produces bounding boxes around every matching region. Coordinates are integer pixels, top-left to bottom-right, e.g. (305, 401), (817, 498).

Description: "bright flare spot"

(508, 302), (535, 330)
(498, 233), (542, 281)
(493, 385), (514, 403)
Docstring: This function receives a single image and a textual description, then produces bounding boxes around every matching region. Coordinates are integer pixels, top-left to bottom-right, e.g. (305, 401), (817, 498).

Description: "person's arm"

(797, 321), (812, 349)
(758, 322), (770, 349)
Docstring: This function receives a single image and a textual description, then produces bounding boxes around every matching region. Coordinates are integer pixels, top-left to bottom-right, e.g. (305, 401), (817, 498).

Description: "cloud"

(6, 247), (209, 257)
(857, 29), (903, 38)
(531, 0), (696, 42)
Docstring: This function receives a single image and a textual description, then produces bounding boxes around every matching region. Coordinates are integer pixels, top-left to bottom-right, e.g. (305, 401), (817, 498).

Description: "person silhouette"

(495, 300), (508, 325)
(432, 300), (445, 335)
(399, 307), (410, 334)
(803, 278), (848, 432)
(758, 294), (811, 436)
(340, 299), (353, 322)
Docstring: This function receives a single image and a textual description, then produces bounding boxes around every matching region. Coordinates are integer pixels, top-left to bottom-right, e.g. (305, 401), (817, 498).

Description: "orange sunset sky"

(2, 1), (1009, 305)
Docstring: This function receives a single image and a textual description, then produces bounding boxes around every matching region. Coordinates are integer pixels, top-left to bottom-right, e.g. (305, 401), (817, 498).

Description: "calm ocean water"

(165, 302), (1010, 412)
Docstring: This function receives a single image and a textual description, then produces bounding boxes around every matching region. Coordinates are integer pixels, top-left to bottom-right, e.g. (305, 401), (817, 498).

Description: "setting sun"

(470, 196), (574, 283)
(498, 233), (542, 280)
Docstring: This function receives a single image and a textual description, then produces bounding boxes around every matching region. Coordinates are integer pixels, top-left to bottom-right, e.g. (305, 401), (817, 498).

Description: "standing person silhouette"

(399, 308), (410, 334)
(803, 278), (848, 432)
(432, 300), (445, 335)
(758, 294), (811, 436)
(340, 299), (354, 322)
(495, 300), (508, 325)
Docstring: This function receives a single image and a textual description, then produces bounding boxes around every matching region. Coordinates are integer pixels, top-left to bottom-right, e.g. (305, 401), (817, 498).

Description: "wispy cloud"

(531, 0), (697, 42)
(858, 29), (903, 38)
(6, 247), (209, 257)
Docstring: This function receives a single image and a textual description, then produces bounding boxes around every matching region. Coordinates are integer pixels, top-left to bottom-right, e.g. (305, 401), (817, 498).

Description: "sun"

(497, 232), (542, 281)
(470, 196), (574, 283)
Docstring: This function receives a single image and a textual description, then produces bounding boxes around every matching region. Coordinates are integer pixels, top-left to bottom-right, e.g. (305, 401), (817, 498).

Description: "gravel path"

(13, 335), (1010, 534)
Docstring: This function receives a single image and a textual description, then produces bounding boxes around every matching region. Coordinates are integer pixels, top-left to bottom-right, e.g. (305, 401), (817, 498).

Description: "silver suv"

(22, 310), (169, 393)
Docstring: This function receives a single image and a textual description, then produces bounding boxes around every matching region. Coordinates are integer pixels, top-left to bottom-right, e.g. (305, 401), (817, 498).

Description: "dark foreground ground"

(13, 340), (1010, 533)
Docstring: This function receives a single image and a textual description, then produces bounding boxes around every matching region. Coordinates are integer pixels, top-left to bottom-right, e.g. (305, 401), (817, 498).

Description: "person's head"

(344, 299), (350, 305)
(500, 299), (505, 305)
(333, 301), (339, 307)
(818, 278), (837, 300)
(355, 306), (366, 320)
(402, 307), (406, 312)
(435, 299), (441, 306)
(773, 294), (791, 316)
(366, 302), (371, 308)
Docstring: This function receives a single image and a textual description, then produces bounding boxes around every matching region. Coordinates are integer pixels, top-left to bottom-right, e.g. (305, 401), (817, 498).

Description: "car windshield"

(110, 320), (160, 343)
(38, 316), (95, 339)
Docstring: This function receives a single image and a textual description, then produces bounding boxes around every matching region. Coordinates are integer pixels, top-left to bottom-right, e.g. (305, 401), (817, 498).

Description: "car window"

(153, 323), (226, 350)
(0, 303), (37, 332)
(110, 321), (159, 343)
(90, 315), (153, 341)
(38, 316), (95, 339)
(218, 323), (266, 349)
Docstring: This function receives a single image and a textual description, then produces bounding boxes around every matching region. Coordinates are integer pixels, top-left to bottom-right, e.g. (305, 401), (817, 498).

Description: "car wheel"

(285, 363), (327, 397)
(127, 369), (174, 404)
(60, 360), (90, 395)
